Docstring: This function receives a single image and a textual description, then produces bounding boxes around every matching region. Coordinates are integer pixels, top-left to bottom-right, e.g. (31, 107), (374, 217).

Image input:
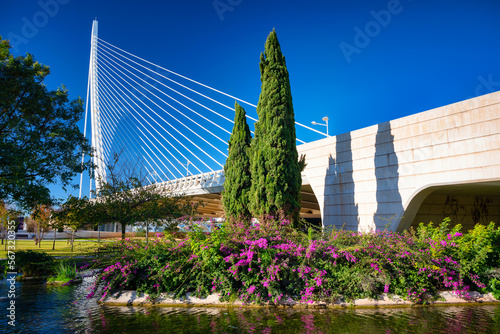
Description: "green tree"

(61, 154), (196, 240)
(250, 29), (303, 224)
(0, 201), (17, 249)
(222, 102), (252, 224)
(0, 37), (93, 210)
(0, 200), (9, 247)
(55, 195), (90, 251)
(48, 208), (65, 250)
(29, 205), (52, 248)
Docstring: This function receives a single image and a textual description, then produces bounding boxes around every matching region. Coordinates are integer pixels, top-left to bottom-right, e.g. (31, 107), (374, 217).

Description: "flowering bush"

(84, 218), (499, 304)
(415, 218), (500, 298)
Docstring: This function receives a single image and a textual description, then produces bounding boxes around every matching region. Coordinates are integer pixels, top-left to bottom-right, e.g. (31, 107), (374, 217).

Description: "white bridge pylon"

(82, 19), (325, 198)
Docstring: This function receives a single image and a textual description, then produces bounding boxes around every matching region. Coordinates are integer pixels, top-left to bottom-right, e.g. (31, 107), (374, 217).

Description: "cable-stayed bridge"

(82, 20), (500, 232)
(81, 20), (323, 220)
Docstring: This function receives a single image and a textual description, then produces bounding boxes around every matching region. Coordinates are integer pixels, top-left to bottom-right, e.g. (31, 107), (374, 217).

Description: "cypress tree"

(250, 29), (302, 224)
(222, 102), (252, 223)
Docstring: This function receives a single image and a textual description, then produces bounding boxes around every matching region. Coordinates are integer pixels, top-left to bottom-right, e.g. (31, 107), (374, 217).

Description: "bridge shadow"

(373, 122), (404, 230)
(323, 132), (359, 231)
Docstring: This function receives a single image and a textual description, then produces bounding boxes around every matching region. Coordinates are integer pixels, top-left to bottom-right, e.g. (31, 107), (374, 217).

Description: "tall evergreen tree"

(222, 102), (252, 223)
(250, 29), (302, 223)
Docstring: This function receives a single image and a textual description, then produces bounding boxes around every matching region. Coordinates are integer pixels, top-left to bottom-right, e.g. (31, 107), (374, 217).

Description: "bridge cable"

(80, 64), (91, 198)
(98, 50), (230, 153)
(99, 69), (184, 179)
(99, 93), (170, 182)
(97, 56), (223, 170)
(97, 64), (205, 175)
(98, 89), (171, 181)
(97, 42), (234, 135)
(99, 72), (184, 180)
(98, 38), (323, 139)
(98, 70), (186, 178)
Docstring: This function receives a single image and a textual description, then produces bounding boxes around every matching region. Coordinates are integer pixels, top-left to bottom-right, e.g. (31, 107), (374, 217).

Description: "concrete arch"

(395, 180), (500, 232)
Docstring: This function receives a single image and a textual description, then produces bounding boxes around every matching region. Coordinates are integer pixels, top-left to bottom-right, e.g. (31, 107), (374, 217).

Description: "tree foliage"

(222, 102), (252, 224)
(29, 205), (52, 247)
(0, 200), (20, 248)
(249, 29), (302, 224)
(0, 37), (93, 210)
(58, 154), (197, 239)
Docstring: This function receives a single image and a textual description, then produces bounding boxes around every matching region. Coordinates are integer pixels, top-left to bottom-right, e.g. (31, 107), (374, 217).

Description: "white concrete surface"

(298, 91), (500, 231)
(103, 290), (498, 308)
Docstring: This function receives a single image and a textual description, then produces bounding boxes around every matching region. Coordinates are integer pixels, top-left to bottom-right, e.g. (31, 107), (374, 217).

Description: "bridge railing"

(157, 170), (225, 193)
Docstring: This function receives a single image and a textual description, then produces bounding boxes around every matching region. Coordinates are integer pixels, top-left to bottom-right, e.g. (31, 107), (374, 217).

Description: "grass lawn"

(0, 239), (108, 258)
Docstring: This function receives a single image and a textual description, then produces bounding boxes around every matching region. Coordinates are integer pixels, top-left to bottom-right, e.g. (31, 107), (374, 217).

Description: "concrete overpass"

(160, 91), (500, 231)
(300, 91), (500, 231)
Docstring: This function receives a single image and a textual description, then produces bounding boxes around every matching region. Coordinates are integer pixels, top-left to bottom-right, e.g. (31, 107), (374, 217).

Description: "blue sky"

(2, 0), (500, 203)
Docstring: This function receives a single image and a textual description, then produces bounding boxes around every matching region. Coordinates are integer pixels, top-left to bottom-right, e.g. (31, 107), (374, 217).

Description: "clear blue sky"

(2, 0), (500, 203)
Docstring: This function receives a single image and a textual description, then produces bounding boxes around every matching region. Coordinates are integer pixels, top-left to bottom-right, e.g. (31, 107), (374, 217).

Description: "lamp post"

(184, 160), (191, 177)
(151, 171), (159, 183)
(311, 116), (329, 137)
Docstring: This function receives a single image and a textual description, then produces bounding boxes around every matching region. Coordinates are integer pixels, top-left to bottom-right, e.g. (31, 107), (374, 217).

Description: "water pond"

(1, 275), (499, 333)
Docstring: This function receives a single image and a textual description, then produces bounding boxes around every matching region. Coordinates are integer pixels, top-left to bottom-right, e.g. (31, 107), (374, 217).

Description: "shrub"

(48, 261), (77, 283)
(486, 268), (500, 299)
(134, 228), (146, 238)
(14, 250), (55, 277)
(415, 218), (500, 292)
(0, 260), (7, 279)
(85, 219), (497, 304)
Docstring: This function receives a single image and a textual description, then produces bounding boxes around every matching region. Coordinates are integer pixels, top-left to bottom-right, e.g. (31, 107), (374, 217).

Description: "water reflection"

(1, 277), (499, 333)
(73, 304), (500, 334)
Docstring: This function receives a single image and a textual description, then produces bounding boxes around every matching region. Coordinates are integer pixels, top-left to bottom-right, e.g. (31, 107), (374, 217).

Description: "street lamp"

(181, 160), (191, 177)
(150, 170), (160, 183)
(311, 116), (329, 137)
